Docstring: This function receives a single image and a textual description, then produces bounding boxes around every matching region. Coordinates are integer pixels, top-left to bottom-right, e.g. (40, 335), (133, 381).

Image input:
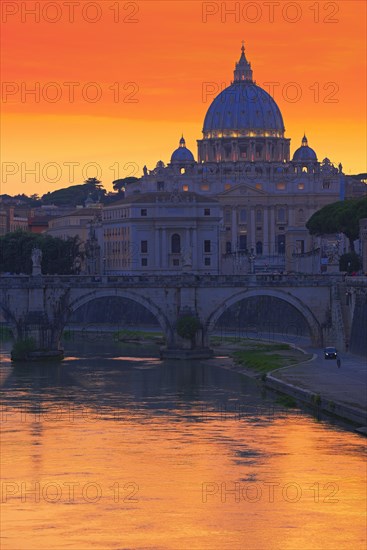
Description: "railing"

(0, 273), (345, 288)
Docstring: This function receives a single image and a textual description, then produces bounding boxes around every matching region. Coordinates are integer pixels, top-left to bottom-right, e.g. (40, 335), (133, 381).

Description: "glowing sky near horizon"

(1, 0), (366, 196)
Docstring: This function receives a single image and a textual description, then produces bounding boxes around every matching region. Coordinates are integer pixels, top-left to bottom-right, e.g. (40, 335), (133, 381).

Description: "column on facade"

(231, 208), (238, 251)
(263, 208), (269, 255)
(192, 226), (198, 270)
(269, 207), (275, 254)
(250, 208), (256, 250)
(162, 228), (167, 269)
(155, 228), (161, 270)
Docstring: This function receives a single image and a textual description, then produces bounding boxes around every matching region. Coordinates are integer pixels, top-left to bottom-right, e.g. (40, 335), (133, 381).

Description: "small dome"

(171, 136), (195, 163)
(292, 135), (317, 162)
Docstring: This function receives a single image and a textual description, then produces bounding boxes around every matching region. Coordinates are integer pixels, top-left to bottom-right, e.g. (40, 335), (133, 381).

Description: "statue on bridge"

(31, 248), (42, 276)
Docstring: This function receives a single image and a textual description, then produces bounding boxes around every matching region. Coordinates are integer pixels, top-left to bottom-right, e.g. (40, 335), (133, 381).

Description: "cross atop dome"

(179, 135), (186, 147)
(302, 134), (308, 146)
(234, 42), (253, 83)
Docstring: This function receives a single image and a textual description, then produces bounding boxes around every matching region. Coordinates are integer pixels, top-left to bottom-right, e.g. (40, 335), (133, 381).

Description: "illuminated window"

(298, 183), (305, 190)
(201, 184), (210, 191)
(182, 184), (189, 192)
(225, 183), (231, 190)
(276, 183), (286, 190)
(255, 183), (262, 190)
(180, 168), (186, 174)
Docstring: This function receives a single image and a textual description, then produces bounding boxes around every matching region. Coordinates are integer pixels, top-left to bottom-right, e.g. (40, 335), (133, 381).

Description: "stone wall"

(349, 293), (367, 357)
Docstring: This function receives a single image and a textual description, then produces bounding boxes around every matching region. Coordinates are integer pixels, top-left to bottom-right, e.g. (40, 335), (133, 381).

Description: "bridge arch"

(0, 301), (18, 338)
(206, 289), (323, 347)
(64, 288), (174, 344)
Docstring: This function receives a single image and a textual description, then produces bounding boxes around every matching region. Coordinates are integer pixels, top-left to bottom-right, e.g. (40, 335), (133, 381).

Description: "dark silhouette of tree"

(306, 197), (367, 252)
(0, 231), (82, 275)
(113, 177), (139, 193)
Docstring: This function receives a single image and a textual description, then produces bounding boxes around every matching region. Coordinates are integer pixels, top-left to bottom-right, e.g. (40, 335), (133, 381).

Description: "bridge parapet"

(0, 273), (343, 289)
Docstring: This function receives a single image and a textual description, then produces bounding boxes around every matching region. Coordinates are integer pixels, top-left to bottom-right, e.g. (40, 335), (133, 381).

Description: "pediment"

(219, 183), (267, 197)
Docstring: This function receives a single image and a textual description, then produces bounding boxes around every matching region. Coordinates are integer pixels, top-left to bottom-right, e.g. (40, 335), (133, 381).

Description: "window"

(141, 240), (148, 253)
(276, 183), (286, 190)
(204, 257), (211, 266)
(298, 183), (305, 190)
(322, 180), (331, 189)
(255, 183), (262, 190)
(225, 210), (231, 223)
(141, 258), (148, 266)
(173, 259), (180, 266)
(224, 183), (231, 191)
(277, 234), (286, 254)
(157, 181), (165, 191)
(239, 209), (247, 223)
(141, 209), (147, 216)
(296, 240), (305, 254)
(256, 241), (263, 255)
(297, 208), (305, 223)
(226, 241), (232, 254)
(238, 235), (247, 251)
(180, 168), (186, 174)
(204, 208), (211, 216)
(171, 233), (181, 253)
(204, 240), (211, 253)
(256, 209), (262, 223)
(201, 184), (210, 191)
(182, 184), (189, 192)
(277, 208), (286, 223)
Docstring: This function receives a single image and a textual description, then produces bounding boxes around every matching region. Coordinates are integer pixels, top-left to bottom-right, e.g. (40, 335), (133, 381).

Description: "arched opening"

(206, 290), (322, 347)
(0, 303), (16, 343)
(59, 290), (174, 356)
(171, 234), (181, 254)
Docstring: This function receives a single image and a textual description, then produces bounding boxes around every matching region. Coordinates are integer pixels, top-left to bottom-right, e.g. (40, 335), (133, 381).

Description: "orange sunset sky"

(1, 0), (366, 196)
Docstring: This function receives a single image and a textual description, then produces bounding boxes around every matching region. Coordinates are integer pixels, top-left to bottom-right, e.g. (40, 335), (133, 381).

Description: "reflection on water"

(1, 339), (366, 550)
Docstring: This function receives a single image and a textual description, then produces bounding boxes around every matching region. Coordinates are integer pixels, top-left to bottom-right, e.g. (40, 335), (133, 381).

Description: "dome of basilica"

(171, 136), (195, 163)
(292, 135), (317, 162)
(203, 45), (285, 139)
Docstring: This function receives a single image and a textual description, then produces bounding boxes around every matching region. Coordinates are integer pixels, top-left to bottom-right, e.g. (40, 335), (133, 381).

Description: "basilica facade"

(101, 45), (361, 275)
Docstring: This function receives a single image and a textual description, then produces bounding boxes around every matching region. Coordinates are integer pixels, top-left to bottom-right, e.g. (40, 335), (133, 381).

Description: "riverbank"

(208, 339), (367, 431)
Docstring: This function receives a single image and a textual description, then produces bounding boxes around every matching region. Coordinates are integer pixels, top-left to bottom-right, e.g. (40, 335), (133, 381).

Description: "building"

(101, 192), (221, 274)
(103, 45), (366, 275)
(46, 206), (102, 242)
(0, 204), (29, 235)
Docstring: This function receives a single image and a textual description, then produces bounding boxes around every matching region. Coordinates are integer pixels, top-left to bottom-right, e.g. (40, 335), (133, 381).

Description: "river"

(1, 337), (366, 550)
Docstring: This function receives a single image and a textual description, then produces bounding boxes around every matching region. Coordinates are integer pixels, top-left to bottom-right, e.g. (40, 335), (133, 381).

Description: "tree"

(339, 252), (362, 273)
(0, 231), (82, 275)
(113, 177), (139, 193)
(306, 197), (367, 252)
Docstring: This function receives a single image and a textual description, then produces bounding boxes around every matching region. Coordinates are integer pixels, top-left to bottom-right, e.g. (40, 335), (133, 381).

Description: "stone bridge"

(0, 273), (363, 359)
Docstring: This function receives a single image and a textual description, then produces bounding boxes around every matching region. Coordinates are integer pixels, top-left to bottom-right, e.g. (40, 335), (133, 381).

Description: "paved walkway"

(271, 347), (367, 413)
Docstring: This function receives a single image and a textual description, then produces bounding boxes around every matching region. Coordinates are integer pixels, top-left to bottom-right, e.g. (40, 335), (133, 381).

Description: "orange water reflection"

(2, 403), (366, 549)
